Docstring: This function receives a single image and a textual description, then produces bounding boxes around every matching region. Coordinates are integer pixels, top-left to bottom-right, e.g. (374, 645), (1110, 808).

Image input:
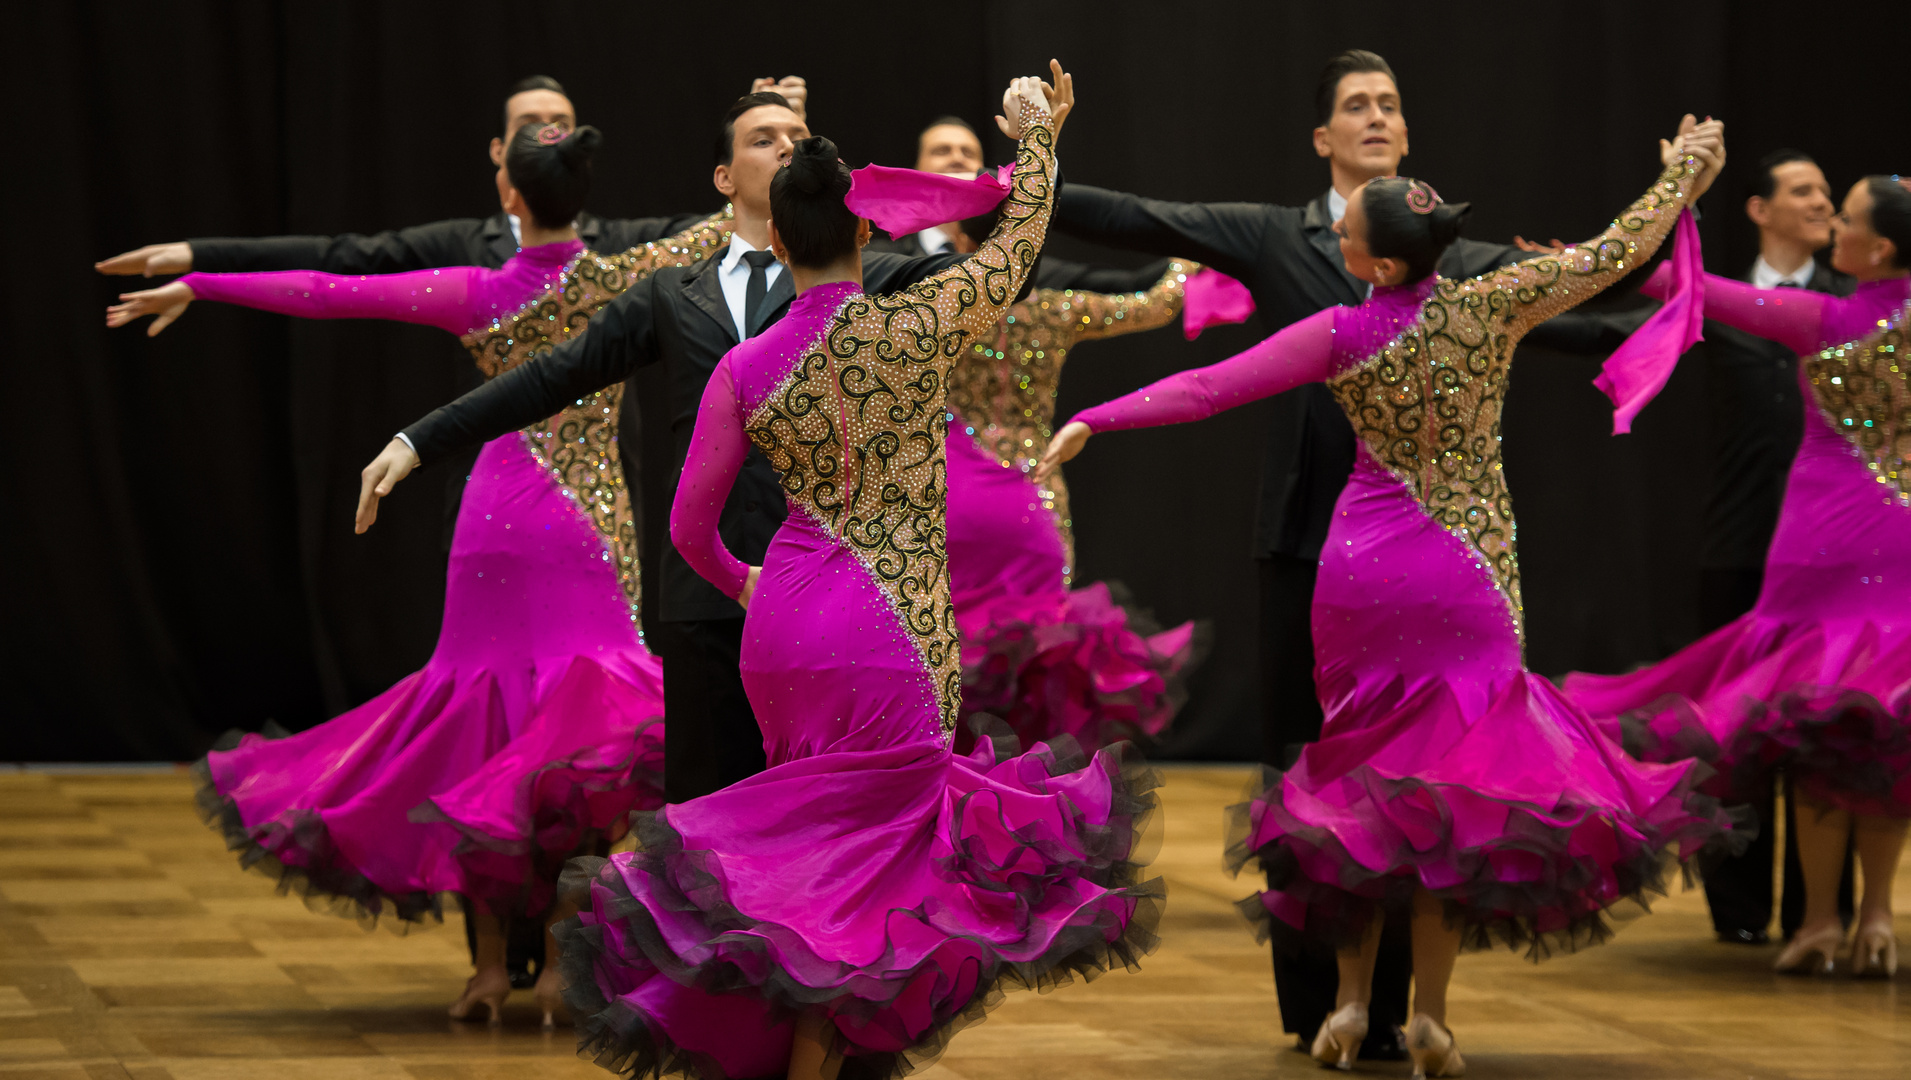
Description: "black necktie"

(741, 249), (779, 336)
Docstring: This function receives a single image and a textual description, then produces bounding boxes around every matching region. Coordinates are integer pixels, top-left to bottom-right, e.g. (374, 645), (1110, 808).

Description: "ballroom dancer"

(1038, 126), (1735, 1076)
(943, 234), (1205, 751)
(1045, 48), (1636, 1057)
(108, 123), (733, 1026)
(559, 74), (1156, 1080)
(348, 87), (1014, 817)
(865, 116), (984, 256)
(1685, 149), (1858, 946)
(1565, 174), (1911, 978)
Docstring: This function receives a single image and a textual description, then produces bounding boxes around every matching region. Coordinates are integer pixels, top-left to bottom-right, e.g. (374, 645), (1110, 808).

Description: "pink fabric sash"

(1593, 210), (1704, 434)
(845, 164), (1013, 237)
(1182, 268), (1255, 339)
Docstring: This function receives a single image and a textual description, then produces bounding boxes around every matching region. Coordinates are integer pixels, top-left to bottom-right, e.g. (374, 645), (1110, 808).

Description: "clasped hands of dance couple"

(96, 40), (1911, 1080)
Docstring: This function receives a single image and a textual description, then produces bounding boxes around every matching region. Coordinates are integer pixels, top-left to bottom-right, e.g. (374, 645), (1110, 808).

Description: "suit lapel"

(482, 214), (518, 269)
(683, 254), (741, 345)
(1302, 194), (1367, 303)
(749, 271), (797, 337)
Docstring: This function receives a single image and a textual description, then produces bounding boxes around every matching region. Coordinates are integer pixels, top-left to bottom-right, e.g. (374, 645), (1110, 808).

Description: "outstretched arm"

(1054, 184), (1268, 282)
(106, 265), (490, 338)
(1048, 258), (1196, 345)
(669, 353), (754, 605)
(1640, 265), (1832, 355)
(1487, 117), (1722, 339)
(1036, 306), (1336, 480)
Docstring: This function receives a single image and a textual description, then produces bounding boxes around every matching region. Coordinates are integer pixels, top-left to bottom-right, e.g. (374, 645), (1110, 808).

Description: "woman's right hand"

(1034, 421), (1092, 483)
(106, 280), (195, 336)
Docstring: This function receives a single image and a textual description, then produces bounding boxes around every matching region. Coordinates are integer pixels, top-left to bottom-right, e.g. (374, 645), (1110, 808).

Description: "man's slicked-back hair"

(921, 115), (977, 139)
(502, 76), (570, 133)
(1750, 148), (1818, 201)
(716, 91), (795, 166)
(1315, 49), (1397, 127)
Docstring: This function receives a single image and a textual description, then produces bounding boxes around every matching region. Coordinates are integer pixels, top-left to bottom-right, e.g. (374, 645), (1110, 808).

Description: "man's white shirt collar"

(1327, 188), (1349, 224)
(1752, 254), (1815, 290)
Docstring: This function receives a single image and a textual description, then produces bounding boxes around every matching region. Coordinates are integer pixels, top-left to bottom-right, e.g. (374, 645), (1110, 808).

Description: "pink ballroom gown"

(189, 211), (731, 922)
(558, 108), (1159, 1080)
(1565, 272), (1911, 817)
(1070, 159), (1738, 954)
(947, 261), (1202, 752)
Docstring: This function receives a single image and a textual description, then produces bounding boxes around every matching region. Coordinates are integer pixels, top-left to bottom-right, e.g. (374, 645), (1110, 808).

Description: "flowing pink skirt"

(196, 435), (666, 922)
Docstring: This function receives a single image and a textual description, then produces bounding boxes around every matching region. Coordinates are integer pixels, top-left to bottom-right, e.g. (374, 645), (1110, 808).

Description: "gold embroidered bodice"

(1806, 302), (1910, 508)
(950, 261), (1194, 578)
(1324, 158), (1697, 639)
(743, 105), (1057, 738)
(458, 208), (733, 622)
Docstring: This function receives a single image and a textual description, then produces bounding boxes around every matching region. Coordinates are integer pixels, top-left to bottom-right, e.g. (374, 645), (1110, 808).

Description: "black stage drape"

(9, 1), (1903, 760)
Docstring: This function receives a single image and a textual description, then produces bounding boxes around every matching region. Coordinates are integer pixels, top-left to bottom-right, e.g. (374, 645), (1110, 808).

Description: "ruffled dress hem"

(557, 739), (1165, 1080)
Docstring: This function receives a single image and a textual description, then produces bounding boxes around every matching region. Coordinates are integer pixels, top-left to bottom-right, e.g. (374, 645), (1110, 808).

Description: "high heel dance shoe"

(1850, 919), (1898, 979)
(447, 967), (510, 1026)
(533, 967), (568, 1030)
(1772, 923), (1846, 975)
(1310, 1003), (1368, 1071)
(1405, 1014), (1465, 1079)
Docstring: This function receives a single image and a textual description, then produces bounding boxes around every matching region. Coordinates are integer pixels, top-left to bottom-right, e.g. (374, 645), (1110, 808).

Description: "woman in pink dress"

(1564, 174), (1911, 977)
(1039, 124), (1736, 1077)
(945, 250), (1205, 752)
(108, 124), (731, 1024)
(559, 74), (1158, 1080)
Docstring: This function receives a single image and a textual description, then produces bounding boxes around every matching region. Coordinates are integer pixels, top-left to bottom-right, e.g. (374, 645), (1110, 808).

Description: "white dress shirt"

(717, 234), (786, 340)
(1751, 254), (1816, 290)
(1327, 187), (1349, 224)
(915, 227), (956, 255)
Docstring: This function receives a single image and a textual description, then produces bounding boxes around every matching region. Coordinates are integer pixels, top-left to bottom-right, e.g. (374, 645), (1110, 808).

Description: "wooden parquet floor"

(1, 767), (1905, 1080)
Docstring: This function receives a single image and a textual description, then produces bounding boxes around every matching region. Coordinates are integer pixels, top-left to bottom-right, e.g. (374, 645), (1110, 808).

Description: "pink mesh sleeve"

(669, 352), (752, 600)
(1071, 306), (1337, 433)
(180, 266), (488, 336)
(1641, 265), (1830, 356)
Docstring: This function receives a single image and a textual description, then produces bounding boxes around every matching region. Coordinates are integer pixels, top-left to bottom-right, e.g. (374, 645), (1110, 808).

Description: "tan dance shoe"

(1773, 923), (1846, 975)
(1310, 1003), (1369, 1070)
(1405, 1013), (1465, 1079)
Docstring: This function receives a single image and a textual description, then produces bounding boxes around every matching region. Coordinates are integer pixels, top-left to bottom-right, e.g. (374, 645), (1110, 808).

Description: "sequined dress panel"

(1565, 277), (1911, 815)
(1074, 162), (1736, 948)
(562, 111), (1160, 1080)
(186, 212), (733, 920)
(944, 264), (1202, 749)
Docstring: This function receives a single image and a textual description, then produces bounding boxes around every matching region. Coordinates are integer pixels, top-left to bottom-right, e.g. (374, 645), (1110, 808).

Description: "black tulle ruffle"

(557, 737), (1163, 1080)
(1222, 762), (1749, 960)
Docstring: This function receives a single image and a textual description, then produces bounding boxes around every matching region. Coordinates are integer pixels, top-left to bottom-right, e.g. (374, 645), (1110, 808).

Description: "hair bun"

(559, 124), (602, 163)
(1428, 201), (1471, 244)
(788, 136), (845, 196)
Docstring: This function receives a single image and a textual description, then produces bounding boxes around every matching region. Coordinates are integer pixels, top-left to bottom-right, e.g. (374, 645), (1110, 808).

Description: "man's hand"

(1512, 236), (1567, 255)
(106, 280), (195, 336)
(737, 565), (762, 611)
(752, 76), (808, 122)
(1039, 59), (1074, 143)
(1035, 421), (1092, 483)
(95, 242), (193, 277)
(356, 438), (419, 534)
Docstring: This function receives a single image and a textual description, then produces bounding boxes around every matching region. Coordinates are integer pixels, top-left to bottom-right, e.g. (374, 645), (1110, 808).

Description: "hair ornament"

(1405, 180), (1442, 215)
(534, 124), (570, 146)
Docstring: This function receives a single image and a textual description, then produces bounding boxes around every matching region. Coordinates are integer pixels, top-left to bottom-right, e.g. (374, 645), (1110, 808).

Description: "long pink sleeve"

(669, 352), (752, 599)
(180, 265), (489, 336)
(1072, 306), (1337, 433)
(1641, 264), (1829, 355)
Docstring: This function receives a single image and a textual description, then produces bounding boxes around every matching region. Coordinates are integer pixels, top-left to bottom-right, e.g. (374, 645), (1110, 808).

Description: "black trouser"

(1259, 555), (1410, 1046)
(653, 615), (767, 803)
(1696, 567), (1855, 939)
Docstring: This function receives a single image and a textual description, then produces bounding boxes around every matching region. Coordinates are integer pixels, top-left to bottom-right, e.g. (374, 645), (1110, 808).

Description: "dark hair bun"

(559, 124), (603, 164)
(1428, 201), (1471, 245)
(787, 136), (846, 196)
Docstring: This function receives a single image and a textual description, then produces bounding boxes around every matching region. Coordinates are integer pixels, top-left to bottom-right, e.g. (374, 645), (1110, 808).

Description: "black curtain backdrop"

(8, 1), (1903, 760)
